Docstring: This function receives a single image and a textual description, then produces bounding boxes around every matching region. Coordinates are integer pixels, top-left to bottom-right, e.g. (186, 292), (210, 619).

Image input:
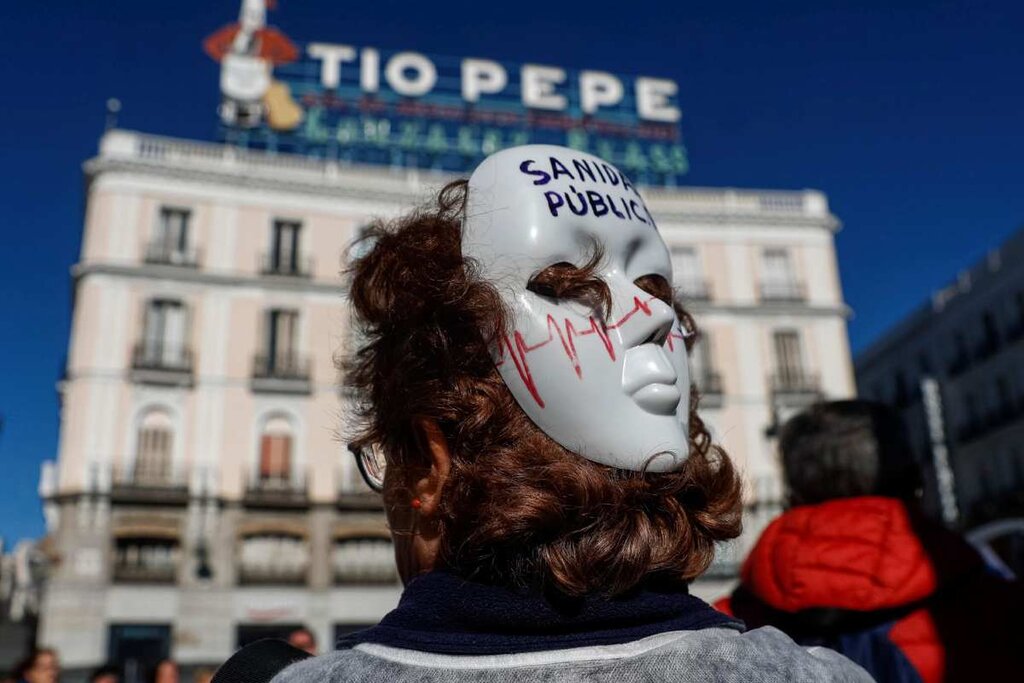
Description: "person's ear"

(413, 419), (451, 517)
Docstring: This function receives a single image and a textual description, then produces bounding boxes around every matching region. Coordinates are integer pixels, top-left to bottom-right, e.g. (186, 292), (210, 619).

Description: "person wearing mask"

(11, 649), (59, 683)
(719, 400), (1024, 682)
(213, 145), (869, 683)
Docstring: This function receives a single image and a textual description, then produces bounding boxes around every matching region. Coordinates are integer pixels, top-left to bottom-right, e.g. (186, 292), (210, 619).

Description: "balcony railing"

(259, 253), (313, 278)
(759, 280), (806, 303)
(238, 567), (308, 585)
(144, 242), (200, 268)
(238, 534), (309, 585)
(769, 371), (821, 397)
(244, 477), (309, 508)
(332, 538), (400, 585)
(130, 343), (194, 386)
(110, 461), (189, 503)
(251, 353), (312, 394)
(236, 561), (307, 589)
(676, 278), (712, 302)
(113, 563), (178, 583)
(113, 541), (179, 584)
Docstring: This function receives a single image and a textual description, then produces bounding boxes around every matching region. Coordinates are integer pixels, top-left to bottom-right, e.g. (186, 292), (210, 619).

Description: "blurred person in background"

(213, 146), (869, 683)
(149, 660), (177, 683)
(89, 665), (118, 683)
(11, 649), (58, 683)
(719, 400), (1024, 682)
(190, 668), (213, 683)
(285, 628), (316, 655)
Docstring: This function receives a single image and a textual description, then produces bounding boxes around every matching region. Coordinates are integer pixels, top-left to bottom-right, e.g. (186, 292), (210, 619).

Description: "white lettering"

(521, 65), (568, 111)
(461, 58), (508, 103)
(384, 52), (437, 97)
(579, 71), (624, 115)
(307, 43), (356, 89)
(636, 77), (681, 122)
(360, 47), (380, 93)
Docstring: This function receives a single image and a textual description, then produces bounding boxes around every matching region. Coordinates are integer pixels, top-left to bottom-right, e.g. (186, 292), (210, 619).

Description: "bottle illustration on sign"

(204, 0), (304, 131)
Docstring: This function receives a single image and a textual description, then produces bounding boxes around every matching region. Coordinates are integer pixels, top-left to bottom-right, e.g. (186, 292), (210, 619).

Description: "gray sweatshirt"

(272, 626), (871, 682)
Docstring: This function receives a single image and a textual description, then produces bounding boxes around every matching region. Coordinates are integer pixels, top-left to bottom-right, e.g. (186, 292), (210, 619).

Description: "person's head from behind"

(13, 649), (58, 683)
(89, 665), (119, 683)
(286, 627), (316, 655)
(780, 399), (921, 507)
(149, 660), (177, 683)
(347, 145), (742, 598)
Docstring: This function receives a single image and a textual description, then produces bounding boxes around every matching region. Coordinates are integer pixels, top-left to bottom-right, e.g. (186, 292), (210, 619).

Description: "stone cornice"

(85, 130), (841, 232)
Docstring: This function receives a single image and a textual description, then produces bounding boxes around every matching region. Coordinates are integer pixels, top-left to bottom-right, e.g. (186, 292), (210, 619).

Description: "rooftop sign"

(206, 1), (688, 184)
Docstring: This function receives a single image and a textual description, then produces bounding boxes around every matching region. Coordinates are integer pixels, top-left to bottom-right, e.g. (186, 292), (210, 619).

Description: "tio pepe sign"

(207, 2), (688, 184)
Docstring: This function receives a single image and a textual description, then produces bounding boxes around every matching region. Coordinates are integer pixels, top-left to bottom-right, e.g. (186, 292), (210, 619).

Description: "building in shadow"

(857, 228), (1024, 529)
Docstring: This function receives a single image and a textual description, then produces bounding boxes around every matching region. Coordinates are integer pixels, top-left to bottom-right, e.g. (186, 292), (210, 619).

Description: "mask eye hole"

(526, 261), (577, 299)
(633, 274), (674, 306)
(527, 258), (612, 318)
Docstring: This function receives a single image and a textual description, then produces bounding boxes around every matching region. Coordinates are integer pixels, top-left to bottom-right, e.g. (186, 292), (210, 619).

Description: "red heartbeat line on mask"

(494, 295), (688, 409)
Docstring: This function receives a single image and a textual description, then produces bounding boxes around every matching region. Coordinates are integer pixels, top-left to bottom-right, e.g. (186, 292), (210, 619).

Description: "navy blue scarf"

(337, 571), (741, 655)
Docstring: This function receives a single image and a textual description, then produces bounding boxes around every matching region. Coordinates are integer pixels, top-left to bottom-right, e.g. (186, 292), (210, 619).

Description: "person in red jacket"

(719, 400), (1024, 682)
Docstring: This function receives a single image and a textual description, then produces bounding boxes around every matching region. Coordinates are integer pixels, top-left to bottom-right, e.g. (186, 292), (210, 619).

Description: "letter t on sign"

(307, 43), (357, 89)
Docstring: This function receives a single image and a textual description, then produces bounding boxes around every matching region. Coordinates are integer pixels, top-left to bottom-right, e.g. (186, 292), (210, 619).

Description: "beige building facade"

(39, 129), (854, 675)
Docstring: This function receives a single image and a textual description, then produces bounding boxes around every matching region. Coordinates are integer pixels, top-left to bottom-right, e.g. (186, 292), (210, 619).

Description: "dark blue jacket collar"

(338, 570), (742, 655)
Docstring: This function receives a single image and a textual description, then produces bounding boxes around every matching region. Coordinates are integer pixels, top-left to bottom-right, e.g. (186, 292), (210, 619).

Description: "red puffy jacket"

(718, 497), (1024, 682)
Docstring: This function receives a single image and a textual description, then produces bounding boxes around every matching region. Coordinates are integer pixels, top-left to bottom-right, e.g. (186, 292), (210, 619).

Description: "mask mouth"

(622, 345), (682, 416)
(632, 382), (682, 415)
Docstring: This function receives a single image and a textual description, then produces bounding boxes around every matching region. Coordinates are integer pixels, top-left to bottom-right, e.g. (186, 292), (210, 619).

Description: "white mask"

(462, 145), (691, 472)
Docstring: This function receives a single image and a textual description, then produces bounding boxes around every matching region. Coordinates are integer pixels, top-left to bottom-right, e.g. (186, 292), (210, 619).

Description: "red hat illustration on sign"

(204, 0), (303, 131)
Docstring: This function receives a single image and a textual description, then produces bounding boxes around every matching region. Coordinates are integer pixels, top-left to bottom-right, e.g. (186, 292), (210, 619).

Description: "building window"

(690, 331), (722, 397)
(770, 329), (816, 393)
(252, 309), (312, 393)
(259, 309), (302, 375)
(113, 537), (179, 583)
(1012, 291), (1024, 340)
(238, 533), (308, 585)
(979, 311), (1000, 358)
(132, 410), (174, 486)
(146, 207), (196, 266)
(263, 220), (307, 276)
(258, 417), (294, 488)
(893, 371), (910, 407)
(134, 299), (190, 370)
(332, 537), (399, 584)
(917, 352), (932, 376)
(759, 249), (803, 302)
(671, 247), (710, 301)
(949, 332), (971, 375)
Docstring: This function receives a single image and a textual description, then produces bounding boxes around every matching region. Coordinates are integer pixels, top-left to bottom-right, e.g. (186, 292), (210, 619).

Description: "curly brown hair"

(345, 180), (742, 597)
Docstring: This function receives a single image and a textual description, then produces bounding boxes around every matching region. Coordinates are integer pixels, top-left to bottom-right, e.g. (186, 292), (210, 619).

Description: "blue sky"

(1, 0), (1022, 543)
